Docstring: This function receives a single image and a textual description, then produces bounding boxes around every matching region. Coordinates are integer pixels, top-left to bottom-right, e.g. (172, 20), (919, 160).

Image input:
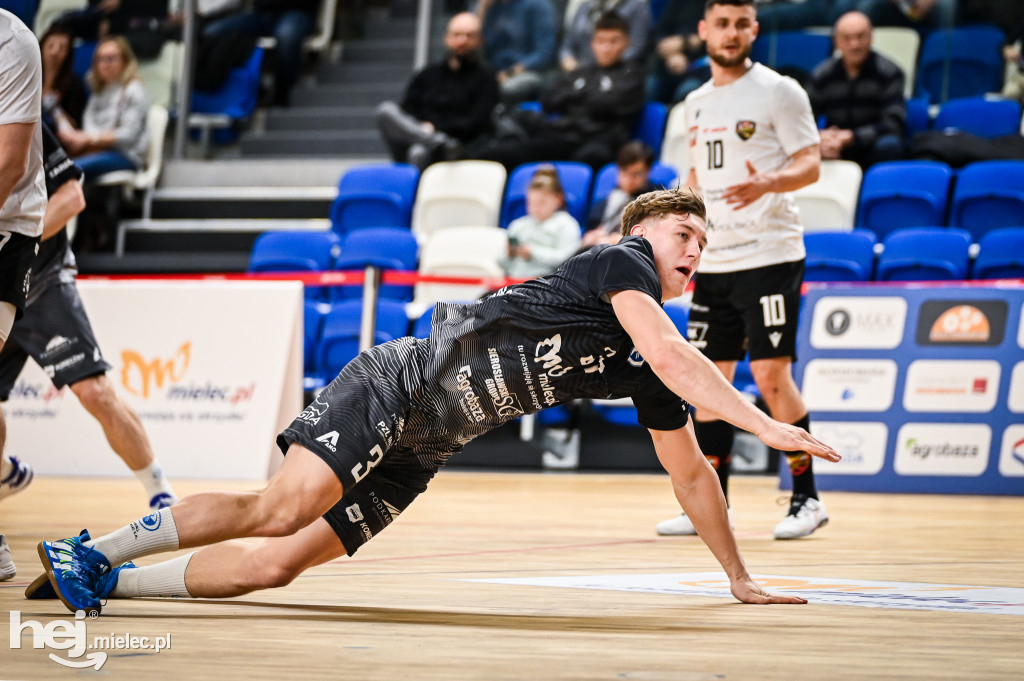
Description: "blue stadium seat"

(303, 301), (328, 389)
(916, 26), (1006, 104)
(972, 227), (1024, 279)
(333, 227), (419, 302)
(876, 227), (972, 281)
(857, 161), (953, 238)
(248, 231), (341, 300)
(934, 98), (1022, 138)
(1, 0), (40, 28)
(73, 40), (97, 78)
(804, 229), (878, 282)
(191, 47), (264, 144)
(751, 31), (833, 78)
(314, 300), (411, 382)
(590, 162), (678, 208)
(633, 102), (668, 159)
(949, 160), (1024, 238)
(412, 304), (436, 339)
(330, 163), (420, 235)
(905, 98), (931, 140)
(500, 162), (593, 228)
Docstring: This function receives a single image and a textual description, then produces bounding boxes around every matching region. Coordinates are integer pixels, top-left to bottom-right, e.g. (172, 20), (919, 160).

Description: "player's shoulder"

(0, 10), (39, 56)
(750, 62), (804, 94)
(683, 79), (715, 105)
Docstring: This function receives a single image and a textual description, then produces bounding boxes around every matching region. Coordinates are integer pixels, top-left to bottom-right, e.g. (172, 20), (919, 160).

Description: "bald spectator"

(807, 11), (905, 168)
(376, 13), (499, 170)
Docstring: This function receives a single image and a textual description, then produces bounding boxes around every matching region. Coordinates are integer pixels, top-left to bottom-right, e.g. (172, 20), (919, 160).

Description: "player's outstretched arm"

(650, 425), (808, 605)
(611, 290), (839, 463)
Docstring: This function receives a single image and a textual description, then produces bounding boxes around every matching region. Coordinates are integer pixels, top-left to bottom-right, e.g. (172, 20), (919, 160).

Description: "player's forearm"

(41, 179), (86, 241)
(765, 147), (821, 193)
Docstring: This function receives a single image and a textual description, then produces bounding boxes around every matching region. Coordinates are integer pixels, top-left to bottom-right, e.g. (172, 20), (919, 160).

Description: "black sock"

(693, 419), (734, 501)
(786, 413), (818, 499)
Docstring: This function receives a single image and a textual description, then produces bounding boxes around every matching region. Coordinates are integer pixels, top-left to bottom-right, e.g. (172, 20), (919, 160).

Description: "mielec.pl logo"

(10, 609), (172, 670)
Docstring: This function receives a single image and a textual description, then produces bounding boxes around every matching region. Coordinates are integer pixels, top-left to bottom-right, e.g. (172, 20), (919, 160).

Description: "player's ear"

(629, 224), (645, 237)
(697, 19), (707, 41)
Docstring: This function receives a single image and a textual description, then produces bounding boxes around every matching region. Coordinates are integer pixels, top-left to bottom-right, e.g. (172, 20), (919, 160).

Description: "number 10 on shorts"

(759, 294), (786, 327)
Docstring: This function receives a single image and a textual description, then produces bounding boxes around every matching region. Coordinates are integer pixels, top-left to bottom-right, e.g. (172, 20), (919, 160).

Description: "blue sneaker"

(36, 530), (111, 617)
(0, 455), (34, 501)
(25, 561), (136, 600)
(149, 493), (175, 511)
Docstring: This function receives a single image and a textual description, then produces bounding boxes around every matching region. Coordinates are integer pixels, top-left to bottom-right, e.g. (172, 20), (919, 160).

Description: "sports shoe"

(773, 494), (829, 540)
(25, 561), (135, 600)
(0, 455), (34, 500)
(0, 534), (15, 581)
(656, 508), (735, 536)
(149, 493), (176, 511)
(37, 530), (111, 616)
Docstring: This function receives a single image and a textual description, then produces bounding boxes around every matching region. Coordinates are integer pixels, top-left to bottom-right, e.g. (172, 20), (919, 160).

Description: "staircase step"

(116, 218), (331, 255)
(291, 82), (404, 107)
(149, 186), (337, 220)
(239, 129), (388, 156)
(341, 39), (416, 63)
(264, 106), (378, 131)
(314, 63), (413, 84)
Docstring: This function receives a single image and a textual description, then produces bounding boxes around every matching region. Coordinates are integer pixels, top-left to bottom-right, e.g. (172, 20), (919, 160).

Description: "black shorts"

(277, 337), (461, 555)
(0, 282), (112, 400)
(0, 231), (40, 320)
(687, 259), (804, 363)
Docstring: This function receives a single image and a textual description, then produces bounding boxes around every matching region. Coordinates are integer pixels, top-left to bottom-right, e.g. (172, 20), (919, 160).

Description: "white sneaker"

(773, 494), (829, 540)
(656, 508), (734, 536)
(0, 455), (34, 501)
(0, 534), (15, 581)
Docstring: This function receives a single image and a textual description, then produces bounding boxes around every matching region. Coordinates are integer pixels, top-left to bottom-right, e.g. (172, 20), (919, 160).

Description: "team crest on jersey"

(736, 120), (756, 141)
(627, 347), (645, 368)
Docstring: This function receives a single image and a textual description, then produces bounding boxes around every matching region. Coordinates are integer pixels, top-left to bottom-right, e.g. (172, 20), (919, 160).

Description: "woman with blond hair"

(504, 166), (582, 278)
(57, 35), (149, 180)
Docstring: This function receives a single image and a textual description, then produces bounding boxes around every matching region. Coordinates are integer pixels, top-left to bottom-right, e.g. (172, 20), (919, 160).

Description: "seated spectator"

(807, 11), (905, 168)
(646, 0), (709, 104)
(376, 12), (499, 170)
(475, 0), (558, 106)
(855, 0), (956, 30)
(57, 36), (149, 179)
(560, 0), (650, 71)
(202, 0), (320, 106)
(582, 141), (656, 248)
(39, 24), (88, 131)
(59, 0), (169, 59)
(754, 0), (851, 33)
(466, 12), (645, 171)
(1002, 17), (1024, 105)
(503, 167), (582, 278)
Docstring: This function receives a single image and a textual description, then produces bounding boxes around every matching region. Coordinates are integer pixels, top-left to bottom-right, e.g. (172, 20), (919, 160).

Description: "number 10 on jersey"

(706, 139), (723, 169)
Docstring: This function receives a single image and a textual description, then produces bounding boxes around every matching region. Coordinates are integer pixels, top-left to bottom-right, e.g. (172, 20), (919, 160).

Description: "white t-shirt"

(0, 9), (45, 238)
(683, 63), (819, 273)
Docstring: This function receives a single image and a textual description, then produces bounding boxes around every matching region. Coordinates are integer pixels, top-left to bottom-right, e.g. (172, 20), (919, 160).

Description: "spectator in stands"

(466, 12), (645, 171)
(856, 0), (955, 30)
(376, 12), (499, 171)
(202, 0), (319, 107)
(59, 0), (169, 59)
(582, 141), (657, 248)
(806, 11), (905, 168)
(646, 0), (709, 104)
(57, 36), (149, 179)
(39, 24), (88, 131)
(754, 0), (852, 33)
(560, 0), (650, 71)
(1002, 18), (1024, 105)
(503, 166), (582, 277)
(475, 0), (558, 106)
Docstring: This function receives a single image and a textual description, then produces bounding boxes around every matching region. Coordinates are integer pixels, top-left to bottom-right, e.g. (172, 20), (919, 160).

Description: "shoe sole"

(774, 516), (829, 540)
(36, 542), (101, 617)
(25, 572), (57, 599)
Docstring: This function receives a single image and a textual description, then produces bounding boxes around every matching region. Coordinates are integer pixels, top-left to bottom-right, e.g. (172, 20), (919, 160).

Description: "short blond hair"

(87, 36), (141, 92)
(620, 187), (706, 236)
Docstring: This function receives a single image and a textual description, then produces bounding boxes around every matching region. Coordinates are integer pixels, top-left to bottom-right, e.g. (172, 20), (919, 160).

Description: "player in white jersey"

(656, 0), (829, 540)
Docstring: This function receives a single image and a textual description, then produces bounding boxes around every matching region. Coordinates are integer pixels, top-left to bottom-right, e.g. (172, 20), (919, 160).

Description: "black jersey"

(424, 236), (689, 436)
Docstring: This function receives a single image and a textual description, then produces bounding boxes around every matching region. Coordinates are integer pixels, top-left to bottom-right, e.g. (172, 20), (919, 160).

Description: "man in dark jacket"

(466, 11), (645, 172)
(376, 12), (499, 170)
(806, 11), (906, 168)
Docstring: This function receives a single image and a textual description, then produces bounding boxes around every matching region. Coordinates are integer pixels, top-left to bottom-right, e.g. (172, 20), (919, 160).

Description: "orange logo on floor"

(929, 305), (990, 342)
(120, 342), (191, 398)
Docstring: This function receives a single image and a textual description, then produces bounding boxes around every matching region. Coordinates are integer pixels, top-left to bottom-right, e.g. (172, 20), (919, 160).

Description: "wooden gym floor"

(1, 472), (1022, 680)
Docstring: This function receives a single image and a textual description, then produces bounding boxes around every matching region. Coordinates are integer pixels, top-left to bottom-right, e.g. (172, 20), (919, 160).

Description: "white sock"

(112, 552), (195, 598)
(133, 461), (179, 506)
(84, 508), (180, 566)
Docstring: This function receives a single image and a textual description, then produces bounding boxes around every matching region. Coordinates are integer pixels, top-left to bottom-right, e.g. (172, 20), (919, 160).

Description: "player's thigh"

(735, 260), (803, 361)
(688, 272), (746, 361)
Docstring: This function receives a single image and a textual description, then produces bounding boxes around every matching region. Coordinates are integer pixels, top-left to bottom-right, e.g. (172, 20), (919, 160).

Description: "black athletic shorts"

(687, 259), (804, 362)
(277, 337), (461, 555)
(0, 231), (40, 320)
(0, 282), (112, 399)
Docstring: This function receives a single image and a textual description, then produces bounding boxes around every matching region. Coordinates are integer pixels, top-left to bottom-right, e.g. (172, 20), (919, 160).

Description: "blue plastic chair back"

(333, 227), (419, 302)
(412, 304), (436, 339)
(949, 160), (1024, 238)
(501, 162), (593, 228)
(192, 46), (264, 119)
(857, 161), (953, 237)
(1, 0), (40, 28)
(905, 98), (931, 140)
(249, 230), (341, 300)
(72, 40), (97, 78)
(590, 162), (678, 207)
(632, 102), (668, 159)
(330, 163), (420, 235)
(916, 26), (1006, 104)
(934, 98), (1022, 138)
(303, 301), (326, 375)
(751, 31), (833, 77)
(315, 300), (410, 381)
(804, 229), (878, 282)
(876, 227), (972, 281)
(973, 227), (1024, 279)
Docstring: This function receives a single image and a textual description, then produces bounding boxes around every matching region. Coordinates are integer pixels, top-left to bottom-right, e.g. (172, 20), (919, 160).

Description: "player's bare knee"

(71, 376), (116, 417)
(253, 562), (301, 590)
(252, 492), (318, 537)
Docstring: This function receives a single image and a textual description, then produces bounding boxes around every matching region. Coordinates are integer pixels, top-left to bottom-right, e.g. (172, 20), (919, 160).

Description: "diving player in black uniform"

(35, 188), (840, 616)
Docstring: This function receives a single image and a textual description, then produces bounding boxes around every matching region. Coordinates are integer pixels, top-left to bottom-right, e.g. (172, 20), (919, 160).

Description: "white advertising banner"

(1010, 362), (1024, 413)
(809, 296), (907, 349)
(894, 423), (992, 477)
(2, 281), (304, 480)
(801, 359), (899, 411)
(809, 421), (888, 475)
(903, 359), (1001, 413)
(998, 425), (1024, 478)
